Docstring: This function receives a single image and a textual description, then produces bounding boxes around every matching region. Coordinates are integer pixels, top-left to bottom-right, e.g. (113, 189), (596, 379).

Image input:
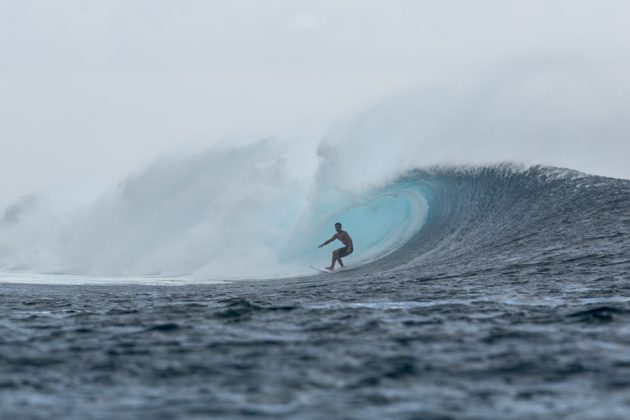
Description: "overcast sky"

(2, 0), (630, 210)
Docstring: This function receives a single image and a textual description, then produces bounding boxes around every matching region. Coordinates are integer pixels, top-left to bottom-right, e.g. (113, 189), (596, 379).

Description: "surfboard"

(310, 266), (334, 274)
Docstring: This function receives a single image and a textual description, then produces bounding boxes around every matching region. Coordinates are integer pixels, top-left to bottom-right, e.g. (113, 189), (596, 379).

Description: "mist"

(0, 0), (630, 223)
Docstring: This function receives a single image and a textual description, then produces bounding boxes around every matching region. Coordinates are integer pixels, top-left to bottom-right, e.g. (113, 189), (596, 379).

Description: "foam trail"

(1, 141), (304, 278)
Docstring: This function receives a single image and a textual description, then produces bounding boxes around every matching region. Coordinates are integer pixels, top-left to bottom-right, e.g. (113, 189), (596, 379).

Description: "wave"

(2, 147), (629, 282)
(3, 67), (630, 282)
(374, 165), (630, 278)
(0, 140), (427, 279)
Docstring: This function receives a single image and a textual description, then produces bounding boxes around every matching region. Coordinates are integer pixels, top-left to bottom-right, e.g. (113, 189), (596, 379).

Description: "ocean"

(2, 165), (630, 419)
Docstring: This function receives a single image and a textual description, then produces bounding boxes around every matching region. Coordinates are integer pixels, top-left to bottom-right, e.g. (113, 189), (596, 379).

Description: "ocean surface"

(2, 166), (630, 419)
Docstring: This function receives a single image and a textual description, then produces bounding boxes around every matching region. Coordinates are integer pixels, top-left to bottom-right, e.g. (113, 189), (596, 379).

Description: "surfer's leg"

(336, 247), (347, 268)
(326, 250), (338, 270)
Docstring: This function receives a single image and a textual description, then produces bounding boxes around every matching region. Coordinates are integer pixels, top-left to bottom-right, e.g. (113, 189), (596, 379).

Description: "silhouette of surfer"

(319, 222), (353, 271)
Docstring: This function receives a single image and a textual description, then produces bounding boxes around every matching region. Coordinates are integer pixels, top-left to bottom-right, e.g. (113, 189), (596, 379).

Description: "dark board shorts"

(336, 246), (353, 258)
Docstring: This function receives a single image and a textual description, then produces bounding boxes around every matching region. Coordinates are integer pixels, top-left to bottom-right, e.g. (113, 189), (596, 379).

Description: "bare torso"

(335, 230), (353, 250)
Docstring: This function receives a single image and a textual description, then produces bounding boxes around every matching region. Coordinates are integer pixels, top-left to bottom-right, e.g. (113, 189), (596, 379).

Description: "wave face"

(2, 151), (629, 283)
(371, 165), (630, 281)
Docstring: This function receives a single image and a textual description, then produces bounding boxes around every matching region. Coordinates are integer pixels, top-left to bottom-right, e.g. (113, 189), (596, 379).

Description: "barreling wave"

(1, 159), (629, 283)
(364, 165), (630, 279)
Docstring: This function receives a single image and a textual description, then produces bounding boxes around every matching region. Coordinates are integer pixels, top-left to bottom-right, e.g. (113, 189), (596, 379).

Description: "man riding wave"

(318, 222), (353, 271)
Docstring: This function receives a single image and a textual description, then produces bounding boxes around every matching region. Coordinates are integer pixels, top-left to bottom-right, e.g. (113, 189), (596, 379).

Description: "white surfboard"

(310, 266), (334, 274)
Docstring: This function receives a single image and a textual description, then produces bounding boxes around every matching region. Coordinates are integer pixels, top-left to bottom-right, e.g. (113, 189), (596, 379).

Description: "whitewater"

(2, 87), (630, 418)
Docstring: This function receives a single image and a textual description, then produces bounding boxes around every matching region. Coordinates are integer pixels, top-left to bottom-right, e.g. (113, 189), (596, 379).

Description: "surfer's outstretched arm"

(318, 234), (337, 248)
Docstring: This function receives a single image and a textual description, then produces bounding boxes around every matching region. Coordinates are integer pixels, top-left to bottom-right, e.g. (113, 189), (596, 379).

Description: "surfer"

(319, 222), (353, 271)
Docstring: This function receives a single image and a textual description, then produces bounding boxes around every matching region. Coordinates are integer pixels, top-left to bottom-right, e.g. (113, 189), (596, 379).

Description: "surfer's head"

(335, 222), (342, 232)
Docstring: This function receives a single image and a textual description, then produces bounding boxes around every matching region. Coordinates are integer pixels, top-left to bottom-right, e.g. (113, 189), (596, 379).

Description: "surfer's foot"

(325, 266), (334, 271)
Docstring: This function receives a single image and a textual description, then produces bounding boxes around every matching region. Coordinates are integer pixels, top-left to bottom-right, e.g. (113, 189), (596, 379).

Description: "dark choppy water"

(2, 166), (630, 419)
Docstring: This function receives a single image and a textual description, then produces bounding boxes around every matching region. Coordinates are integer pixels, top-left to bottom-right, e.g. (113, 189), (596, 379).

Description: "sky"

(1, 0), (630, 211)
